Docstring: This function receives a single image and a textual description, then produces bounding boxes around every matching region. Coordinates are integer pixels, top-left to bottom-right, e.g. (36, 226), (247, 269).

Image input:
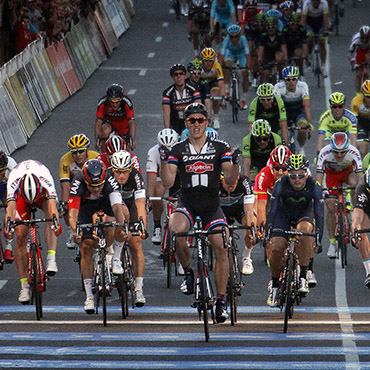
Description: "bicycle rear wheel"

(199, 260), (210, 342)
(117, 273), (128, 319)
(164, 228), (173, 288)
(231, 79), (239, 123)
(31, 246), (42, 321)
(101, 258), (108, 326)
(337, 203), (346, 268)
(283, 254), (294, 333)
(227, 249), (238, 326)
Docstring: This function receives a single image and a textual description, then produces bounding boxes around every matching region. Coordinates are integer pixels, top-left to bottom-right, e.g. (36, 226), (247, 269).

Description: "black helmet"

(184, 102), (208, 119)
(0, 151), (8, 170)
(170, 63), (186, 76)
(106, 84), (124, 99)
(83, 159), (106, 185)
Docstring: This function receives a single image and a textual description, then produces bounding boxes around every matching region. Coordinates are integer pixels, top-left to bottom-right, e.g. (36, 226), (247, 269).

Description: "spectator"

(14, 14), (38, 54)
(26, 0), (45, 32)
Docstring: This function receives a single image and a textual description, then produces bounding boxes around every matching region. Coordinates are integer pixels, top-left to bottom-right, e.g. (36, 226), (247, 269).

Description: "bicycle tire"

(117, 273), (128, 319)
(227, 249), (237, 326)
(101, 256), (108, 326)
(231, 79), (238, 123)
(338, 203), (345, 268)
(121, 247), (131, 316)
(173, 0), (180, 20)
(165, 229), (173, 289)
(199, 259), (210, 342)
(31, 246), (42, 321)
(283, 253), (294, 333)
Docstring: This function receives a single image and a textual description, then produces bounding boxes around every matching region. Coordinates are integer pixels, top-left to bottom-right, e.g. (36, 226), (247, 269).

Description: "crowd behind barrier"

(0, 0), (135, 155)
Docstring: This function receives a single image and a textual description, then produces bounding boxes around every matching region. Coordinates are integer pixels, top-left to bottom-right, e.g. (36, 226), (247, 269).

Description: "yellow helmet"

(361, 80), (370, 97)
(201, 47), (216, 61)
(68, 134), (90, 150)
(329, 92), (345, 106)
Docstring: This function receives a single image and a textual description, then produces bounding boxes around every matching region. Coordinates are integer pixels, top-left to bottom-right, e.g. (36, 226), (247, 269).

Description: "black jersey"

(282, 25), (307, 56)
(355, 175), (370, 214)
(219, 175), (253, 207)
(168, 136), (232, 205)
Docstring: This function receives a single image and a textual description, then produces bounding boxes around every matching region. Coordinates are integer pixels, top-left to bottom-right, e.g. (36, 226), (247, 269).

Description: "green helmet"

(187, 59), (202, 72)
(255, 13), (265, 24)
(291, 12), (301, 23)
(257, 83), (274, 97)
(286, 154), (309, 171)
(251, 119), (271, 137)
(265, 16), (278, 26)
(282, 65), (300, 78)
(329, 92), (346, 105)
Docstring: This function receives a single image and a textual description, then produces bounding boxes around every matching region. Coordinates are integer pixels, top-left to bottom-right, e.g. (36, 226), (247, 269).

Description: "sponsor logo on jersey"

(108, 175), (119, 191)
(186, 161), (213, 173)
(70, 179), (81, 195)
(183, 154), (216, 162)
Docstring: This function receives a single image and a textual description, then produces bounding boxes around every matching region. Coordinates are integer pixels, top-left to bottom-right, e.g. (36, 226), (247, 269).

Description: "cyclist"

(199, 47), (226, 129)
(282, 12), (308, 77)
(301, 0), (329, 77)
(59, 134), (99, 249)
(219, 172), (256, 274)
(239, 0), (262, 35)
(242, 119), (282, 181)
(256, 16), (288, 83)
(248, 83), (288, 144)
(274, 66), (312, 154)
(6, 160), (61, 304)
(146, 128), (179, 245)
(266, 154), (324, 307)
(280, 0), (295, 27)
(351, 80), (370, 159)
(316, 132), (362, 258)
(94, 84), (136, 151)
(97, 134), (141, 173)
(188, 0), (211, 56)
(351, 168), (370, 288)
(68, 159), (127, 314)
(219, 24), (250, 110)
(110, 151), (147, 306)
(209, 0), (237, 45)
(186, 60), (212, 118)
(160, 102), (241, 323)
(253, 145), (291, 228)
(317, 92), (357, 154)
(348, 26), (370, 94)
(163, 64), (201, 135)
(0, 151), (17, 263)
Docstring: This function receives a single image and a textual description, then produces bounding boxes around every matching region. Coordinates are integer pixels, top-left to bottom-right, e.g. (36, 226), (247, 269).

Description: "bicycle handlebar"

(7, 214), (58, 235)
(148, 196), (179, 202)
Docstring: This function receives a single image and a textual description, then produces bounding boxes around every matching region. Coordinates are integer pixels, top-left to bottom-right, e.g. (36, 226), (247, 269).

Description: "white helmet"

(157, 128), (179, 147)
(110, 150), (132, 170)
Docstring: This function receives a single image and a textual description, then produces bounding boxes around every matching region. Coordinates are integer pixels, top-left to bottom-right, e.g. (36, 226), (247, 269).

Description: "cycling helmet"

(192, 0), (203, 6)
(266, 9), (280, 18)
(106, 84), (124, 99)
(290, 12), (301, 23)
(227, 24), (241, 35)
(68, 134), (90, 150)
(83, 159), (106, 185)
(257, 83), (274, 97)
(170, 63), (186, 76)
(184, 102), (208, 119)
(330, 132), (349, 152)
(200, 47), (216, 61)
(282, 65), (300, 78)
(281, 0), (294, 9)
(361, 80), (370, 97)
(187, 59), (202, 72)
(251, 119), (271, 137)
(286, 154), (309, 171)
(329, 92), (346, 105)
(360, 26), (370, 38)
(19, 173), (42, 203)
(270, 145), (292, 166)
(106, 135), (127, 155)
(365, 168), (370, 189)
(244, 0), (257, 7)
(255, 13), (265, 24)
(0, 151), (8, 170)
(157, 128), (179, 147)
(111, 150), (132, 170)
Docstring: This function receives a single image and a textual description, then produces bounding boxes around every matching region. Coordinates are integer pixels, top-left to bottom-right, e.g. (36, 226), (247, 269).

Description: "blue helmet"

(282, 66), (300, 78)
(227, 24), (241, 35)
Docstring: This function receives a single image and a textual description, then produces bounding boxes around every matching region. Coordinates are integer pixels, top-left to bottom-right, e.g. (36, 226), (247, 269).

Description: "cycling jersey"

(318, 109), (357, 140)
(97, 152), (141, 174)
(188, 2), (210, 24)
(282, 25), (308, 57)
(257, 31), (286, 64)
(96, 96), (135, 137)
(186, 77), (211, 104)
(267, 175), (324, 241)
(0, 156), (17, 203)
(351, 95), (370, 140)
(162, 83), (201, 134)
(317, 144), (362, 173)
(201, 60), (224, 84)
(248, 95), (287, 133)
(274, 80), (309, 123)
(59, 150), (99, 182)
(253, 165), (276, 200)
(221, 35), (250, 68)
(242, 133), (282, 173)
(211, 0), (235, 28)
(302, 0), (329, 34)
(240, 8), (262, 29)
(349, 32), (370, 66)
(354, 175), (370, 214)
(7, 160), (57, 202)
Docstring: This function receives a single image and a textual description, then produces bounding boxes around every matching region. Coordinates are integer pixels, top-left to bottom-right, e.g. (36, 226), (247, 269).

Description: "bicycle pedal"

(191, 301), (197, 308)
(158, 254), (164, 260)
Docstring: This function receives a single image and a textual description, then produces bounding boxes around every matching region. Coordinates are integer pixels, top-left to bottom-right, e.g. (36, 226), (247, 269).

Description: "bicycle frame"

(313, 34), (322, 88)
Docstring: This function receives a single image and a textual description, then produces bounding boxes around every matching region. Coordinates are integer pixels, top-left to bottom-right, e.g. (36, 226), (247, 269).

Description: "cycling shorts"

(214, 15), (233, 30)
(224, 51), (247, 68)
(288, 112), (308, 126)
(222, 202), (245, 225)
(357, 119), (370, 142)
(354, 48), (370, 66)
(15, 192), (47, 220)
(324, 165), (354, 196)
(306, 26), (325, 37)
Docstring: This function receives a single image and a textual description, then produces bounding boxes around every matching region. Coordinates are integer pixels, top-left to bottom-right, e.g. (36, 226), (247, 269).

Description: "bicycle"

(173, 217), (227, 342)
(7, 206), (58, 321)
(287, 120), (312, 154)
(228, 66), (242, 124)
(312, 34), (322, 88)
(323, 185), (354, 268)
(149, 196), (179, 288)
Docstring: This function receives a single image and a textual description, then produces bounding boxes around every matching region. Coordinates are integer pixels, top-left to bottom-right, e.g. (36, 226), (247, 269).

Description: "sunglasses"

(333, 150), (347, 155)
(109, 99), (121, 104)
(259, 97), (273, 102)
(285, 78), (297, 82)
(187, 117), (207, 124)
(290, 22), (299, 26)
(71, 149), (87, 154)
(113, 168), (131, 173)
(331, 104), (344, 109)
(0, 167), (7, 172)
(86, 181), (105, 188)
(273, 165), (287, 171)
(191, 71), (201, 75)
(289, 173), (306, 179)
(255, 136), (270, 143)
(364, 95), (370, 99)
(173, 72), (185, 76)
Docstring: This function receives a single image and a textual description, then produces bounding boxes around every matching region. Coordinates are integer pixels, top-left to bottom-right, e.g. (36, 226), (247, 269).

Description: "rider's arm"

(128, 118), (136, 150)
(302, 96), (312, 125)
(277, 96), (288, 143)
(247, 98), (257, 132)
(68, 205), (79, 236)
(160, 162), (177, 190)
(135, 197), (147, 230)
(163, 103), (171, 129)
(243, 157), (251, 177)
(242, 134), (251, 177)
(5, 199), (16, 223)
(94, 117), (104, 149)
(349, 132), (357, 147)
(265, 179), (283, 227)
(222, 159), (239, 188)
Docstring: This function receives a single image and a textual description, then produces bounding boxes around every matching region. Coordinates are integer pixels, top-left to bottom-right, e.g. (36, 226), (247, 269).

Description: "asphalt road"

(1, 0), (370, 369)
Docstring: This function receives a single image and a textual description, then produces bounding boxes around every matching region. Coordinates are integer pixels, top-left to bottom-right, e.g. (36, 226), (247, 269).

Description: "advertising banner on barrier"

(122, 0), (135, 17)
(0, 85), (27, 153)
(118, 0), (132, 26)
(94, 2), (118, 55)
(84, 14), (107, 65)
(101, 0), (127, 38)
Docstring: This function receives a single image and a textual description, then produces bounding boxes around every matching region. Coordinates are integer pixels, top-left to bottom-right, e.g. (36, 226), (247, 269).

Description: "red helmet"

(83, 159), (106, 186)
(106, 135), (128, 155)
(360, 26), (370, 38)
(269, 145), (292, 166)
(19, 173), (43, 203)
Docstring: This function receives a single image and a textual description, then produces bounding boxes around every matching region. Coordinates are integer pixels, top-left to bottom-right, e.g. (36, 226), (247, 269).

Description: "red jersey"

(96, 96), (135, 136)
(240, 8), (262, 27)
(97, 152), (142, 174)
(253, 165), (277, 200)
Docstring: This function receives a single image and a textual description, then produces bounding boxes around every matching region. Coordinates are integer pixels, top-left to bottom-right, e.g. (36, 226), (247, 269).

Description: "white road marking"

(162, 22), (169, 27)
(139, 69), (147, 76)
(147, 52), (155, 58)
(127, 89), (136, 95)
(155, 36), (162, 43)
(100, 67), (166, 71)
(0, 280), (7, 290)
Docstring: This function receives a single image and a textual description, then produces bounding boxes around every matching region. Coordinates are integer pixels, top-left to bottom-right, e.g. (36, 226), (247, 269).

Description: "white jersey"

(274, 80), (310, 103)
(146, 144), (161, 175)
(316, 144), (362, 173)
(302, 0), (328, 18)
(0, 156), (17, 185)
(7, 160), (58, 201)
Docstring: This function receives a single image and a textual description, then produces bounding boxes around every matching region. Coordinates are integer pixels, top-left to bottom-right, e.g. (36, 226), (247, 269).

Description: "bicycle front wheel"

(283, 254), (294, 333)
(227, 248), (238, 326)
(231, 80), (238, 123)
(199, 260), (210, 342)
(338, 203), (346, 268)
(164, 228), (173, 288)
(101, 258), (108, 326)
(31, 246), (42, 321)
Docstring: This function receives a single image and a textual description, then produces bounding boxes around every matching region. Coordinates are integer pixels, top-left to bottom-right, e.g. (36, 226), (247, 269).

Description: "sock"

(272, 277), (280, 288)
(47, 250), (56, 256)
(135, 277), (144, 292)
(20, 278), (28, 287)
(309, 258), (314, 271)
(184, 265), (192, 273)
(243, 246), (252, 259)
(154, 221), (161, 229)
(363, 259), (370, 276)
(329, 238), (336, 244)
(217, 294), (225, 301)
(83, 279), (94, 298)
(300, 265), (308, 279)
(113, 240), (124, 260)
